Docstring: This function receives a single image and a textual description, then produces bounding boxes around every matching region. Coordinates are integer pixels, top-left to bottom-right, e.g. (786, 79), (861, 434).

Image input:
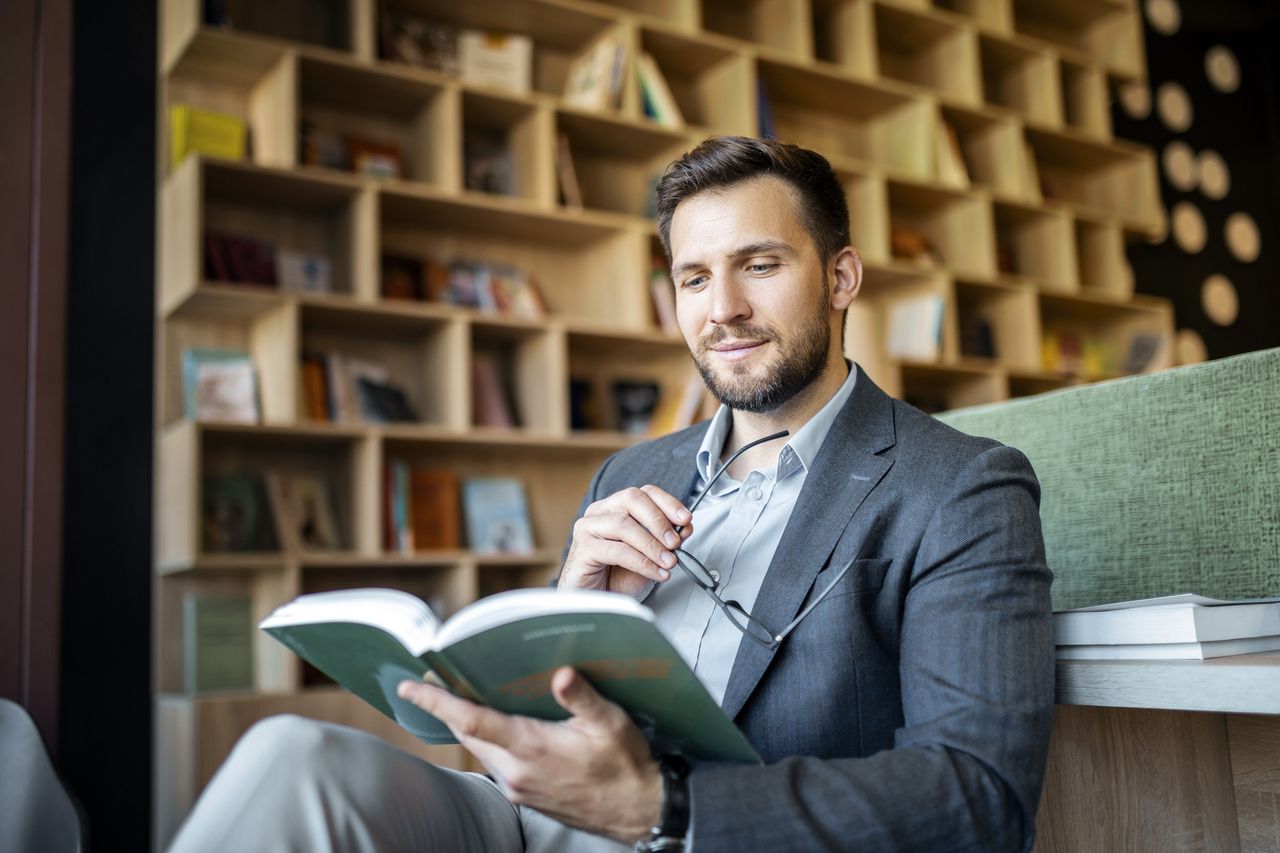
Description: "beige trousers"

(167, 715), (633, 853)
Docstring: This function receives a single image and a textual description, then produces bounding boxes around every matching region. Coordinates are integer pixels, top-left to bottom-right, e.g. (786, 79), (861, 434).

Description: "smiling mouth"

(710, 341), (765, 352)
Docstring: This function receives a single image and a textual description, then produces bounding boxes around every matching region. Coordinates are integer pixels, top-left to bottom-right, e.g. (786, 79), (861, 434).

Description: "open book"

(260, 587), (760, 764)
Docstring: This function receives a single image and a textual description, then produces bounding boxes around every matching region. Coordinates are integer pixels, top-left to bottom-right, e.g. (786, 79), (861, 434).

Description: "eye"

(747, 262), (778, 275)
(682, 274), (708, 290)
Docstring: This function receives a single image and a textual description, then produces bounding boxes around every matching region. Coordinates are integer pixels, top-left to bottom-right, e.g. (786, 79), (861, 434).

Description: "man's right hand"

(558, 485), (694, 597)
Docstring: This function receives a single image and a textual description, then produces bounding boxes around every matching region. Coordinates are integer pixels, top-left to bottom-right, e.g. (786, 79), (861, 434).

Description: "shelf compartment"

(759, 59), (937, 181)
(954, 278), (1041, 371)
(887, 179), (996, 278)
(811, 0), (877, 78)
(638, 25), (755, 136)
(1010, 0), (1144, 78)
(461, 90), (555, 205)
(942, 104), (1036, 202)
(1024, 129), (1162, 233)
(164, 31), (297, 171)
(555, 110), (687, 217)
(899, 360), (1007, 413)
(1074, 219), (1130, 299)
(979, 33), (1062, 127)
(702, 0), (814, 60)
(300, 303), (465, 429)
(874, 2), (982, 106)
(992, 199), (1079, 293)
(379, 187), (649, 330)
(380, 437), (616, 560)
(1038, 292), (1174, 381)
(844, 266), (955, 398)
(1059, 57), (1110, 140)
(299, 53), (459, 188)
(468, 323), (566, 434)
(161, 297), (299, 429)
(566, 329), (695, 436)
(160, 158), (371, 315)
(375, 0), (618, 98)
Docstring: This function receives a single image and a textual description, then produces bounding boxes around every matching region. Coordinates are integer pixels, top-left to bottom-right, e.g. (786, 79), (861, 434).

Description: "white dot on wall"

(1225, 212), (1261, 263)
(1176, 328), (1208, 365)
(1205, 45), (1241, 93)
(1162, 141), (1197, 192)
(1145, 0), (1182, 35)
(1197, 150), (1230, 200)
(1171, 202), (1207, 254)
(1118, 82), (1152, 120)
(1156, 82), (1193, 132)
(1201, 275), (1239, 326)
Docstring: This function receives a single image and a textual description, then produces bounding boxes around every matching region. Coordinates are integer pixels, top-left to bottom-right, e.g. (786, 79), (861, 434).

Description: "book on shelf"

(259, 587), (760, 763)
(204, 232), (279, 286)
(170, 104), (246, 169)
(301, 353), (330, 422)
(299, 121), (350, 171)
(568, 378), (600, 431)
(378, 10), (459, 75)
(462, 477), (535, 554)
(934, 122), (970, 189)
(385, 462), (463, 554)
(277, 249), (331, 294)
(348, 135), (405, 180)
(647, 372), (707, 438)
(201, 473), (277, 553)
(308, 352), (418, 424)
(184, 593), (254, 693)
(959, 313), (996, 359)
(1055, 593), (1280, 646)
(649, 257), (679, 336)
(636, 52), (684, 129)
(889, 226), (941, 267)
(471, 351), (519, 428)
(757, 78), (776, 139)
(885, 294), (945, 362)
(182, 347), (260, 424)
(458, 30), (533, 94)
(612, 380), (662, 435)
(555, 133), (584, 209)
(356, 376), (419, 423)
(463, 127), (515, 195)
(563, 36), (627, 112)
(265, 470), (344, 552)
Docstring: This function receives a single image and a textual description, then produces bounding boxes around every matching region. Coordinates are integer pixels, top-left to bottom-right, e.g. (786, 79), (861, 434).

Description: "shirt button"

(747, 487), (762, 501)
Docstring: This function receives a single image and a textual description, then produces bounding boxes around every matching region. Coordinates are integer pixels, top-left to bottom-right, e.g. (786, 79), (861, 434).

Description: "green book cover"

(184, 594), (255, 693)
(260, 588), (760, 764)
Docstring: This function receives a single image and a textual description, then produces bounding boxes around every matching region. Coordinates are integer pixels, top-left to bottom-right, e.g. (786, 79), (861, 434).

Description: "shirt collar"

(695, 361), (858, 488)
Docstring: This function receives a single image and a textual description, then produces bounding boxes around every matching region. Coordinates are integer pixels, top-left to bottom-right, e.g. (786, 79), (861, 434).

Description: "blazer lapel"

(720, 366), (898, 721)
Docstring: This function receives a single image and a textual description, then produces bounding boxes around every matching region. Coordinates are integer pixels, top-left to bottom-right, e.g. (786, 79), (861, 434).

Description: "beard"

(692, 280), (832, 414)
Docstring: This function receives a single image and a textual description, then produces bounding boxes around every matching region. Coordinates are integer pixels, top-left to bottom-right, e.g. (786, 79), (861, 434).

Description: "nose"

(707, 274), (751, 326)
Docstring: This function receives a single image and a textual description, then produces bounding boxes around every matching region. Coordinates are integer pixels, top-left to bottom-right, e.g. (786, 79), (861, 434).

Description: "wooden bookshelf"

(154, 0), (1171, 843)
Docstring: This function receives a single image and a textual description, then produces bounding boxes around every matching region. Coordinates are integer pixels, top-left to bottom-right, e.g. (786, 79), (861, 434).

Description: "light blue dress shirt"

(644, 363), (858, 706)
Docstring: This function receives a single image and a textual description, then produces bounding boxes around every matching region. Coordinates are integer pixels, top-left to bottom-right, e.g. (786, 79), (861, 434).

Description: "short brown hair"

(656, 136), (850, 265)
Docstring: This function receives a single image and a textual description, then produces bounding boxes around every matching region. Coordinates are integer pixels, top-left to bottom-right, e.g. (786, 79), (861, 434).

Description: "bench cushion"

(937, 348), (1280, 609)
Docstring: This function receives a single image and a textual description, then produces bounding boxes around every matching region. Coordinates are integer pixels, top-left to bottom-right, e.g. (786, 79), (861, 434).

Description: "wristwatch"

(634, 755), (691, 852)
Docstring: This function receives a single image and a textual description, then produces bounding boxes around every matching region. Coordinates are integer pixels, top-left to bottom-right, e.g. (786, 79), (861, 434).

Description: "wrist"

(633, 755), (690, 852)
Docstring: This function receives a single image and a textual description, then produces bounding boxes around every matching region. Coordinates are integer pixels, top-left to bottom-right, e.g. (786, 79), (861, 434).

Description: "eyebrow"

(671, 240), (796, 278)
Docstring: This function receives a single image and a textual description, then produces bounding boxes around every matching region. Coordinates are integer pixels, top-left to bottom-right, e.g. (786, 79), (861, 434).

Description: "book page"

(1062, 592), (1280, 612)
(433, 588), (651, 651)
(260, 588), (442, 656)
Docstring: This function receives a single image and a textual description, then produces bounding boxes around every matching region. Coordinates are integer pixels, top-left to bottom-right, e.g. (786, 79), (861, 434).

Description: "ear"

(829, 247), (862, 310)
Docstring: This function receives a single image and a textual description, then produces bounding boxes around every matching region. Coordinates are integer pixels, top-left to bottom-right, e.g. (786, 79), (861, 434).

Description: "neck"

(723, 356), (850, 478)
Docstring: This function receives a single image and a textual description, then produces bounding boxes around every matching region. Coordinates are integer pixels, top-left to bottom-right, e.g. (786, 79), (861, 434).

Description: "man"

(169, 136), (1054, 852)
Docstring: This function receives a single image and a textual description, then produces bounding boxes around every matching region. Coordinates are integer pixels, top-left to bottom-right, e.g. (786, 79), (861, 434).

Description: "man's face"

(668, 176), (835, 414)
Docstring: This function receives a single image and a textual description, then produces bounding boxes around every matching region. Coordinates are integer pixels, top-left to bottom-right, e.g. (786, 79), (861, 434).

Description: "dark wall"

(1115, 0), (1280, 360)
(59, 0), (156, 848)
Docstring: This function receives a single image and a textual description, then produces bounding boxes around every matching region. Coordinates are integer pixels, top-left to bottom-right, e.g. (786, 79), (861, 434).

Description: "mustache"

(699, 324), (776, 350)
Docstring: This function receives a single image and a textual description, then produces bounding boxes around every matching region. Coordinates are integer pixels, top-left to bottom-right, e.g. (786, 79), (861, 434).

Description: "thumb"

(551, 667), (613, 722)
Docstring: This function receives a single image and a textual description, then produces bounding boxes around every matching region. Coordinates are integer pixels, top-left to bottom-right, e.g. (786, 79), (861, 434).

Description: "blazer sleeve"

(686, 444), (1056, 852)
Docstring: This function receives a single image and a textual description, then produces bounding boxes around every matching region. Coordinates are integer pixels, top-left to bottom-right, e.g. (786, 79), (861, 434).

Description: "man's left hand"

(397, 667), (662, 844)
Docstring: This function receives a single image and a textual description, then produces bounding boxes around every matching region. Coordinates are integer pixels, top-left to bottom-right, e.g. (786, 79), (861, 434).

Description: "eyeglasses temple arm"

(681, 429), (790, 523)
(770, 558), (855, 646)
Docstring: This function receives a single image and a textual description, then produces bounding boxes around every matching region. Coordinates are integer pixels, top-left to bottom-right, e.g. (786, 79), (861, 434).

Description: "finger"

(577, 515), (674, 581)
(551, 667), (621, 726)
(639, 485), (693, 535)
(619, 486), (687, 550)
(397, 681), (519, 749)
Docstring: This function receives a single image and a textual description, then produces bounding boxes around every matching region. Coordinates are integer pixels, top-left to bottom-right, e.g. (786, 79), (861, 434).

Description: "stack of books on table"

(1054, 594), (1280, 660)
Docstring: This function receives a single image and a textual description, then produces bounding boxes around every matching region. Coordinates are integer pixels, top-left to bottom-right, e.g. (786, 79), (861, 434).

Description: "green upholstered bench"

(937, 347), (1280, 610)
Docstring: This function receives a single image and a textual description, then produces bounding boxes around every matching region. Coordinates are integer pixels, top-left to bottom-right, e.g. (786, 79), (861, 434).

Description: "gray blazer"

(567, 365), (1055, 852)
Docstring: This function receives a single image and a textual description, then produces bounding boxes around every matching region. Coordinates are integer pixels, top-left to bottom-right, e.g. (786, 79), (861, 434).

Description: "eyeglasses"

(671, 430), (854, 650)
